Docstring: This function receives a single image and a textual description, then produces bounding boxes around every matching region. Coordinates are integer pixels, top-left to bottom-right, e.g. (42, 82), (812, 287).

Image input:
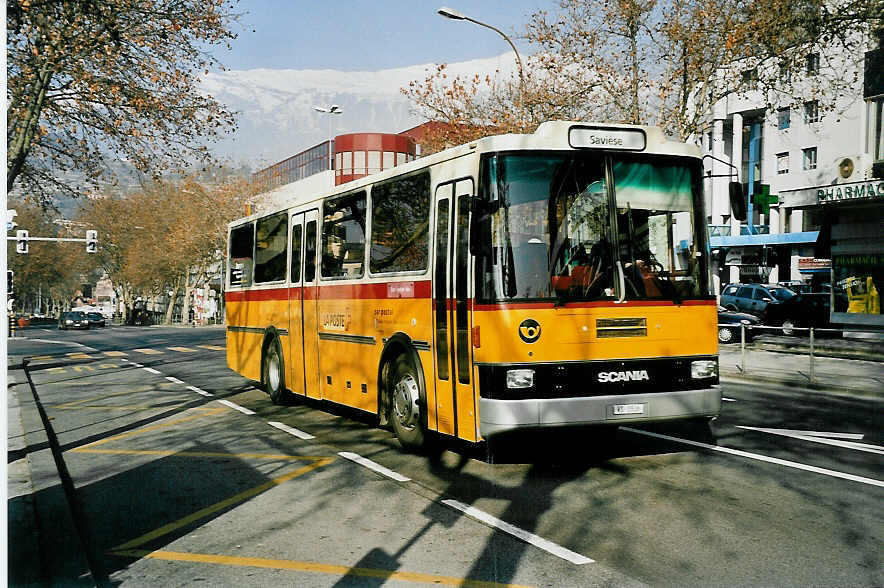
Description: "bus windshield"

(476, 152), (710, 303)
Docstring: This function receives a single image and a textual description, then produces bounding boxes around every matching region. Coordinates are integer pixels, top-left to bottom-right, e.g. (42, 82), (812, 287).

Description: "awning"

(709, 231), (819, 248)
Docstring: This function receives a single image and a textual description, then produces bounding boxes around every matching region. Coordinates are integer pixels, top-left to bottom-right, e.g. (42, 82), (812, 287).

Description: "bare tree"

(7, 0), (240, 204)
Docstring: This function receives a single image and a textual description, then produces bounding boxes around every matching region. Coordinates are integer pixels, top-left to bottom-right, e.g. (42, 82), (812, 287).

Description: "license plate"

(612, 403), (645, 416)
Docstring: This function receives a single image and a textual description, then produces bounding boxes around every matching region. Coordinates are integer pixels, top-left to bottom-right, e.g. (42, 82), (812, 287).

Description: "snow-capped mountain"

(200, 53), (518, 169)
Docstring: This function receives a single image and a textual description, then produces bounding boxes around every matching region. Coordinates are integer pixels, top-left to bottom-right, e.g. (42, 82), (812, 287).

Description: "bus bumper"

(478, 386), (721, 438)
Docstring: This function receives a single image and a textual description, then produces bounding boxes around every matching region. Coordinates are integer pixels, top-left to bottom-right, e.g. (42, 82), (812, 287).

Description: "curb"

(720, 373), (884, 400)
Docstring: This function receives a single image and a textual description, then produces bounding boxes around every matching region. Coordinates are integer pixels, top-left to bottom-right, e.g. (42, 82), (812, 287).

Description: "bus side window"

(229, 223), (254, 287)
(305, 220), (317, 282)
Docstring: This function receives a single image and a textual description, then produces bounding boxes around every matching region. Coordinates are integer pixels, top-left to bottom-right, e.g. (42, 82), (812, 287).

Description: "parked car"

(717, 306), (761, 343)
(719, 283), (796, 317)
(762, 292), (844, 335)
(85, 312), (106, 327)
(58, 311), (90, 330)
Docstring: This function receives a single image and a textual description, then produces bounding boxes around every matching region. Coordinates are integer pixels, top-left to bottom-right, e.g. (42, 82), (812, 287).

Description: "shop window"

(254, 211), (288, 283)
(342, 151), (352, 175)
(776, 152), (789, 174)
(397, 152), (406, 166)
(804, 100), (819, 124)
(228, 223), (254, 287)
(321, 191), (366, 279)
(370, 171), (430, 273)
(354, 151), (366, 174)
(802, 147), (817, 170)
(383, 151), (394, 170)
(777, 107), (791, 130)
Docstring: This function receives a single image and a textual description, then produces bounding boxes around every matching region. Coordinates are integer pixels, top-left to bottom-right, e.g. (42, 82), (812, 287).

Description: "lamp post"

(313, 104), (343, 171)
(437, 6), (525, 121)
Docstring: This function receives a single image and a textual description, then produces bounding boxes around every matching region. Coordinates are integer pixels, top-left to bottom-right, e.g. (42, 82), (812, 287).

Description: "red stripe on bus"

(472, 299), (716, 311)
(225, 280), (432, 303)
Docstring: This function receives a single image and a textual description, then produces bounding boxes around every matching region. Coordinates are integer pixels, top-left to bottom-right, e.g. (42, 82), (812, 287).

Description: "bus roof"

(231, 121), (701, 227)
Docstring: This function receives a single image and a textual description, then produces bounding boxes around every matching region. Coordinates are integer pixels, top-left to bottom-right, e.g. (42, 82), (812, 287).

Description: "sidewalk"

(747, 332), (884, 363)
(719, 344), (884, 398)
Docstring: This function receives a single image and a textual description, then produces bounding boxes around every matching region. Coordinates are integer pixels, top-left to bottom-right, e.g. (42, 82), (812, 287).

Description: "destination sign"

(569, 126), (646, 151)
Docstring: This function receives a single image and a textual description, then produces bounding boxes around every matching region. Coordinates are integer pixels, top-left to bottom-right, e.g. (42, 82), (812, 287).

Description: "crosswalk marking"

(132, 348), (164, 355)
(31, 355), (53, 361)
(167, 346), (196, 352)
(67, 352), (92, 359)
(197, 345), (225, 351)
(103, 351), (128, 357)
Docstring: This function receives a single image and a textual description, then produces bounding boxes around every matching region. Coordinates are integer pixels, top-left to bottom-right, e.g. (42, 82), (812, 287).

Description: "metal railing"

(721, 323), (883, 385)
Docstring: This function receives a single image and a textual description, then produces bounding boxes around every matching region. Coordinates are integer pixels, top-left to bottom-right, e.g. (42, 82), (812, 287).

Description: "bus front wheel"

(263, 338), (291, 405)
(389, 354), (426, 450)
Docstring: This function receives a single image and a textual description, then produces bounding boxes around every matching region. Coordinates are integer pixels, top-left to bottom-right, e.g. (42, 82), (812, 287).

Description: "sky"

(215, 0), (556, 72)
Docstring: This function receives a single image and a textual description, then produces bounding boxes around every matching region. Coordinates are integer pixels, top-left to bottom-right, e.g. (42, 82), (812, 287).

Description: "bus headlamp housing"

(506, 369), (535, 389)
(691, 360), (718, 379)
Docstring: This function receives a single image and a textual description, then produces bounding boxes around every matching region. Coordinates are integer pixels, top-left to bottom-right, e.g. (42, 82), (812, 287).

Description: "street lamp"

(437, 6), (525, 120)
(313, 105), (343, 171)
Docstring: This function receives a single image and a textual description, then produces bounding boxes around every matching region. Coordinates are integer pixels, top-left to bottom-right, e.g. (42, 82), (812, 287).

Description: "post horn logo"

(518, 318), (541, 343)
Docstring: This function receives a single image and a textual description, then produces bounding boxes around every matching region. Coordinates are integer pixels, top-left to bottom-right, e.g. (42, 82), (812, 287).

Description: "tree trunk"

(181, 274), (193, 326)
(164, 279), (181, 324)
(7, 62), (54, 191)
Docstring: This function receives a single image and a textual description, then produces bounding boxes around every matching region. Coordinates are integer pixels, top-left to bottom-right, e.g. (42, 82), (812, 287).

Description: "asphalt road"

(7, 324), (883, 587)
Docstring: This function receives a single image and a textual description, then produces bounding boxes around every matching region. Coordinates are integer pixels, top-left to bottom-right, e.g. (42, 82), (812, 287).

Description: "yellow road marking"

(168, 346), (196, 352)
(103, 351), (128, 357)
(73, 365), (95, 372)
(111, 458), (333, 551)
(31, 355), (54, 361)
(77, 449), (328, 460)
(72, 408), (225, 450)
(197, 345), (225, 351)
(57, 404), (178, 411)
(109, 550), (531, 588)
(47, 367), (66, 374)
(67, 352), (93, 359)
(133, 348), (164, 355)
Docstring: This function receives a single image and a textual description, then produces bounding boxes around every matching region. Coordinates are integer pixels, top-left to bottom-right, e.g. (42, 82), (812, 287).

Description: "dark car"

(86, 312), (106, 327)
(719, 283), (796, 317)
(762, 292), (844, 335)
(58, 311), (90, 330)
(717, 306), (760, 343)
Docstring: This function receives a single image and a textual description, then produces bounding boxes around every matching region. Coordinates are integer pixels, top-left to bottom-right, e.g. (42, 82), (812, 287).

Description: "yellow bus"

(225, 121), (720, 450)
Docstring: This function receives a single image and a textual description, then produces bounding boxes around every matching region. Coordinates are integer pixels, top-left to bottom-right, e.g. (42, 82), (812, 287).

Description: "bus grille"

(596, 317), (647, 338)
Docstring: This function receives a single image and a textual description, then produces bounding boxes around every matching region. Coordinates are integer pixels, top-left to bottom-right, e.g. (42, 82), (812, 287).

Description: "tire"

(718, 326), (735, 344)
(781, 319), (795, 336)
(263, 338), (291, 405)
(725, 305), (738, 312)
(388, 354), (426, 450)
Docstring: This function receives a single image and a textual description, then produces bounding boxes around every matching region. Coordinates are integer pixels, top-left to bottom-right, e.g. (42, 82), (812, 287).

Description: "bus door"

(288, 210), (321, 399)
(432, 179), (477, 441)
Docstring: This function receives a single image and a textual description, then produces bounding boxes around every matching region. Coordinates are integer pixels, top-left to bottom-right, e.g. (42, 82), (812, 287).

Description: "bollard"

(9, 314), (15, 339)
(809, 327), (815, 384)
(740, 323), (746, 373)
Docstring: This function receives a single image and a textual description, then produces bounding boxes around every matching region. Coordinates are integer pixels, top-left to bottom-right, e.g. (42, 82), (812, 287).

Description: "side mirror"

(729, 181), (747, 221)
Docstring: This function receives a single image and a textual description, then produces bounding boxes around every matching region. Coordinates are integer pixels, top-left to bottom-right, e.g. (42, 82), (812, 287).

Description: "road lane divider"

(188, 385), (214, 397)
(165, 376), (185, 384)
(268, 421), (315, 440)
(217, 399), (256, 415)
(142, 367), (162, 375)
(337, 452), (410, 482)
(441, 499), (595, 565)
(721, 397), (737, 402)
(623, 427), (884, 488)
(132, 348), (163, 355)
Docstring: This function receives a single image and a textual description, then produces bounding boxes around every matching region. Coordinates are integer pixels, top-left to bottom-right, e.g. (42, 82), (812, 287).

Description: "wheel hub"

(267, 351), (281, 390)
(392, 374), (420, 431)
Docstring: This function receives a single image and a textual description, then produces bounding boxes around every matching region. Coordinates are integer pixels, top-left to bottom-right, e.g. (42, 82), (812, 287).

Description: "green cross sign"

(752, 183), (778, 215)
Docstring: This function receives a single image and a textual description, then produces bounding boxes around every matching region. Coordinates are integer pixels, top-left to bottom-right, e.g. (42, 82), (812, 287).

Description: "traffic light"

(16, 229), (28, 254)
(7, 270), (13, 295)
(751, 183), (779, 216)
(86, 230), (98, 254)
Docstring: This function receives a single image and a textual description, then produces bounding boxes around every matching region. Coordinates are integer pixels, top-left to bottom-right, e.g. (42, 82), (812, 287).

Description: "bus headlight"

(506, 369), (535, 389)
(691, 360), (718, 379)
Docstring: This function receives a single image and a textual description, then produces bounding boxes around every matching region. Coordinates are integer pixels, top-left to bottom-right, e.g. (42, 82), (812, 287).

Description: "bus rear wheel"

(388, 354), (426, 450)
(263, 338), (291, 405)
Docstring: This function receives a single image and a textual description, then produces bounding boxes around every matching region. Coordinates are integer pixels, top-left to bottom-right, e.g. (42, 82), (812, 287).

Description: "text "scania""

(597, 370), (650, 383)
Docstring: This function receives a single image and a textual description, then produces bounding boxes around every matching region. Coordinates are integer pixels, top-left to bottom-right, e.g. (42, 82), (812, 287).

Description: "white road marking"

(338, 452), (410, 482)
(623, 427), (884, 488)
(721, 397), (737, 402)
(737, 426), (883, 455)
(442, 499), (594, 565)
(26, 339), (97, 350)
(268, 421), (315, 440)
(142, 367), (161, 375)
(187, 385), (213, 397)
(217, 399), (255, 415)
(165, 376), (184, 384)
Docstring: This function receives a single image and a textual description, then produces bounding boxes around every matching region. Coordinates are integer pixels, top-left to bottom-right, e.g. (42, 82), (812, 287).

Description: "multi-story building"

(703, 31), (884, 329)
